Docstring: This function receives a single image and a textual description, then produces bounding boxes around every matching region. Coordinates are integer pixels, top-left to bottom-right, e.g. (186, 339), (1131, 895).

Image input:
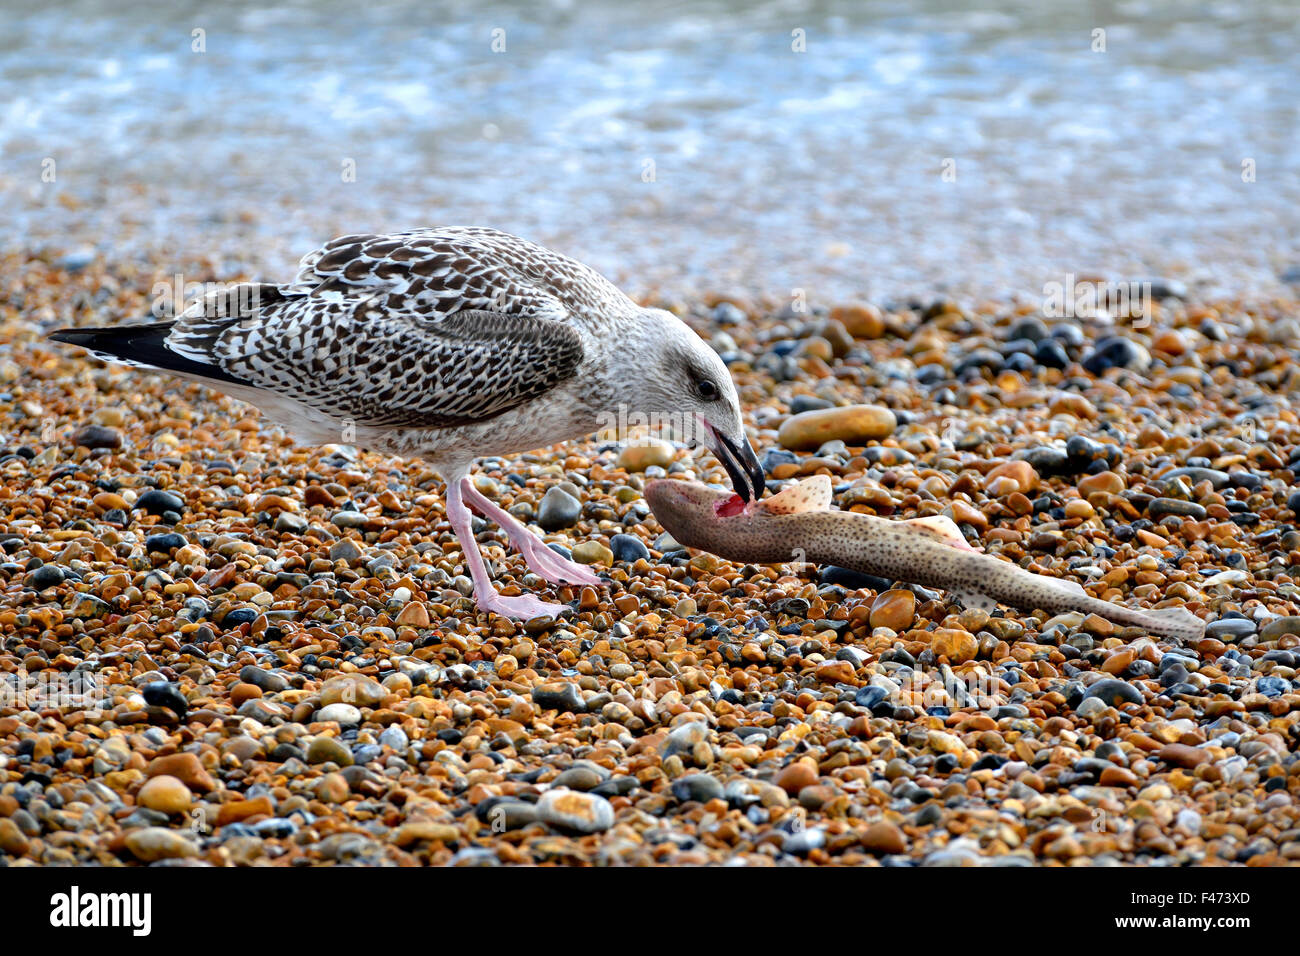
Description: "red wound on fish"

(715, 494), (746, 517)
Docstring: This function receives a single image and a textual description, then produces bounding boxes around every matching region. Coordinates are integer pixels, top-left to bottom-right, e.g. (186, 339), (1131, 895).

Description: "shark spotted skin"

(645, 475), (1206, 642)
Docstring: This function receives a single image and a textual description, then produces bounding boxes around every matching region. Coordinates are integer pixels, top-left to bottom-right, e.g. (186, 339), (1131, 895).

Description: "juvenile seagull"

(49, 227), (764, 619)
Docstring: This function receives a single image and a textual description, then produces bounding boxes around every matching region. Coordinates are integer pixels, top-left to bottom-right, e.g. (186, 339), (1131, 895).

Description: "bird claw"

(509, 535), (604, 588)
(476, 591), (570, 621)
(537, 550), (604, 588)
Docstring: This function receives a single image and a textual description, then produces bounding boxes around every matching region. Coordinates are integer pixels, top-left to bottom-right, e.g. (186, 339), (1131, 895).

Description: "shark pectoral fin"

(950, 588), (998, 612)
(761, 474), (833, 514)
(1060, 578), (1089, 598)
(1144, 606), (1207, 641)
(903, 515), (983, 551)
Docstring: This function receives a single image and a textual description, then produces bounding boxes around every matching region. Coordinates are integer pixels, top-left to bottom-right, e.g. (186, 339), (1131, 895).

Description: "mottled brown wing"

(168, 295), (585, 428)
(284, 227), (632, 321)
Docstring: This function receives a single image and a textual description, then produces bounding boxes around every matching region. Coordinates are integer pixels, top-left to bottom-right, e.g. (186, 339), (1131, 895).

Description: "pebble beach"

(2, 0), (1298, 877)
(4, 246), (1300, 867)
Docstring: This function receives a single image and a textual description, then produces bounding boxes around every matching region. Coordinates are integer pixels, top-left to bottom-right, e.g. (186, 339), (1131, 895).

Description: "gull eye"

(695, 378), (720, 401)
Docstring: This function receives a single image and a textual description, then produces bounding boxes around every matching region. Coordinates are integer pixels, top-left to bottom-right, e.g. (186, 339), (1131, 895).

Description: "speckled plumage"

(169, 227), (644, 440)
(49, 227), (654, 461)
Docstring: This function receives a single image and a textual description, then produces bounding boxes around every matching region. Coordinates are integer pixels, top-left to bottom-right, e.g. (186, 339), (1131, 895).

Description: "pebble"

(135, 488), (184, 516)
(570, 541), (613, 566)
(537, 486), (582, 530)
(141, 681), (188, 716)
(1099, 766), (1139, 788)
(124, 828), (198, 862)
(855, 686), (889, 711)
(869, 589), (916, 631)
(239, 665), (289, 693)
(395, 601), (430, 627)
(1078, 471), (1125, 497)
(1084, 679), (1144, 706)
(778, 404), (896, 450)
(859, 821), (907, 855)
(783, 826), (826, 855)
(307, 737), (354, 766)
(478, 799), (541, 831)
(26, 564), (64, 589)
(775, 761), (818, 795)
(145, 532), (186, 554)
(609, 533), (651, 562)
(1075, 696), (1108, 719)
(1148, 498), (1207, 521)
(532, 682), (585, 713)
(331, 510), (368, 529)
(1260, 617), (1300, 642)
(985, 460), (1038, 494)
(1202, 571), (1248, 589)
(274, 513), (306, 533)
(1083, 336), (1151, 373)
(1206, 618), (1256, 641)
(537, 790), (615, 834)
(830, 302), (885, 338)
(1162, 466), (1231, 489)
(0, 818), (31, 856)
(329, 538), (363, 563)
(552, 765), (606, 791)
(931, 628), (978, 664)
(319, 674), (386, 708)
(230, 682), (263, 707)
(672, 773), (725, 803)
(1158, 744), (1209, 769)
(617, 440), (675, 472)
(72, 424), (122, 449)
(315, 772), (350, 803)
(146, 752), (215, 792)
(820, 566), (885, 591)
(136, 775), (193, 815)
(317, 703), (362, 725)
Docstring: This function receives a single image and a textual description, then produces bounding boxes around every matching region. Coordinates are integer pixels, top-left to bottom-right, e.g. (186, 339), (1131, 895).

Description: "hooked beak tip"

(708, 424), (765, 503)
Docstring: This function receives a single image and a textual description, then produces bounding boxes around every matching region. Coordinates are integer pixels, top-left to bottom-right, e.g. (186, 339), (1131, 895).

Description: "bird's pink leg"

(459, 478), (603, 587)
(445, 477), (569, 620)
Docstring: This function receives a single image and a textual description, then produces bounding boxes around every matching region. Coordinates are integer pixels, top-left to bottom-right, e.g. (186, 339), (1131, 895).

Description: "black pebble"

(854, 685), (889, 712)
(1084, 678), (1143, 706)
(671, 773), (724, 803)
(790, 394), (833, 414)
(135, 489), (185, 517)
(27, 564), (64, 589)
(531, 683), (585, 713)
(609, 533), (650, 563)
(1035, 338), (1069, 369)
(141, 681), (188, 716)
(145, 532), (186, 554)
(819, 566), (886, 590)
(72, 425), (122, 450)
(223, 607), (258, 626)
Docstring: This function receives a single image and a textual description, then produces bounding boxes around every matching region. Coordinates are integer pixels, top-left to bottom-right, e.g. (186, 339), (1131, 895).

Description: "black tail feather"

(47, 322), (246, 386)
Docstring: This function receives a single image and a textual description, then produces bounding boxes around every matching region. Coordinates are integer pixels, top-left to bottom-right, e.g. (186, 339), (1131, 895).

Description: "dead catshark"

(644, 475), (1205, 642)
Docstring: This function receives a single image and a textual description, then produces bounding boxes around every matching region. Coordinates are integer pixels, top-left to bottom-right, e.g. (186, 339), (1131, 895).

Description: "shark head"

(645, 474), (836, 563)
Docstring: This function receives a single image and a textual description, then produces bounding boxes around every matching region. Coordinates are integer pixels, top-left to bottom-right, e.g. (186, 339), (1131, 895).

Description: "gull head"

(619, 309), (766, 503)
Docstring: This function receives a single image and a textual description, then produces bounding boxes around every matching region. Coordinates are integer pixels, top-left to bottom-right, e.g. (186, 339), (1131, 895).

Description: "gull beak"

(703, 422), (766, 503)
